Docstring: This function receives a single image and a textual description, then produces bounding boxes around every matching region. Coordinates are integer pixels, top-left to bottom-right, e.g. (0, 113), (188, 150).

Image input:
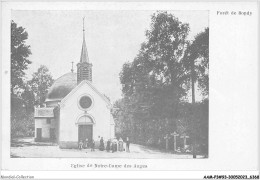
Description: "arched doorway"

(77, 115), (94, 144)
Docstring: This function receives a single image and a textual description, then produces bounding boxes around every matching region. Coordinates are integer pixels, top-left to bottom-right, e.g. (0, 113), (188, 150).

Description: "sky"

(12, 10), (208, 103)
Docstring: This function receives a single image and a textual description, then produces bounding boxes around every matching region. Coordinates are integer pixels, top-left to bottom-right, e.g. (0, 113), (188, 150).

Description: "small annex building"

(34, 22), (115, 148)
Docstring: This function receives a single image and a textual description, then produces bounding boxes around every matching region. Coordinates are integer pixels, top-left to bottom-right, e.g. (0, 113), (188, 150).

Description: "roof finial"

(71, 61), (74, 73)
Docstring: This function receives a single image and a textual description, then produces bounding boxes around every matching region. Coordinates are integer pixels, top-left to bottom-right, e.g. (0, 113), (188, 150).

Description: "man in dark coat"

(106, 139), (111, 152)
(112, 138), (118, 153)
(99, 137), (105, 151)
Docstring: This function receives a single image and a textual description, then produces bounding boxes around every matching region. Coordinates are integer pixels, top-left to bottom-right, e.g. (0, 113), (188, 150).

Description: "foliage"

(11, 20), (31, 95)
(183, 28), (209, 98)
(28, 65), (54, 107)
(145, 12), (190, 88)
(11, 96), (34, 137)
(11, 65), (54, 137)
(10, 21), (54, 137)
(11, 21), (33, 137)
(115, 11), (209, 156)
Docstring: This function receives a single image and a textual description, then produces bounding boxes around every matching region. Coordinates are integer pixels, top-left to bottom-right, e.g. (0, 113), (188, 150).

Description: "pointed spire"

(80, 17), (89, 63)
(77, 17), (93, 84)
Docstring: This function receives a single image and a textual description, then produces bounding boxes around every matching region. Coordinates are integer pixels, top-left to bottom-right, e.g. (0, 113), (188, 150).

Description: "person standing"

(84, 138), (89, 149)
(112, 138), (118, 153)
(99, 137), (105, 151)
(126, 137), (130, 152)
(118, 137), (123, 151)
(106, 139), (111, 152)
(91, 139), (95, 151)
(78, 140), (83, 150)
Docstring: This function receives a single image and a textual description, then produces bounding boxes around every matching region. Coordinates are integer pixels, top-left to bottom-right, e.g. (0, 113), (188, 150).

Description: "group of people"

(78, 138), (95, 151)
(103, 137), (130, 153)
(78, 137), (130, 153)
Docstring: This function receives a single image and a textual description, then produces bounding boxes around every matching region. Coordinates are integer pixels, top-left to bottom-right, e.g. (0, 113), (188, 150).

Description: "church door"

(78, 125), (93, 143)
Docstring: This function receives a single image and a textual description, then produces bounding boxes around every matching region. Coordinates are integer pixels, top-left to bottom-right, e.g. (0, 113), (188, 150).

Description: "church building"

(34, 21), (115, 148)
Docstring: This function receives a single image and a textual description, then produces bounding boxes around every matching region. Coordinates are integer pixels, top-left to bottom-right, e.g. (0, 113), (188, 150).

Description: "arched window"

(77, 115), (94, 125)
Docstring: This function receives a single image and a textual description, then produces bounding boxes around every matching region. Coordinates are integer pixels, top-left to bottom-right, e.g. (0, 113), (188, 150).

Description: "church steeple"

(77, 17), (92, 84)
(80, 18), (89, 63)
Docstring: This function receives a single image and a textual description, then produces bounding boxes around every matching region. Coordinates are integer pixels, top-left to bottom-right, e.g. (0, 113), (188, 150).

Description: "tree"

(145, 11), (190, 90)
(116, 12), (209, 156)
(11, 20), (31, 95)
(184, 28), (209, 98)
(21, 82), (36, 113)
(193, 28), (209, 97)
(117, 11), (191, 146)
(121, 11), (191, 100)
(183, 28), (209, 158)
(11, 21), (33, 137)
(29, 65), (54, 107)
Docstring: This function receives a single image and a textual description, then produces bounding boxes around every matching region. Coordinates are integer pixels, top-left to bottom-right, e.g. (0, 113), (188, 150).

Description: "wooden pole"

(191, 58), (197, 159)
(164, 134), (170, 151)
(171, 132), (179, 152)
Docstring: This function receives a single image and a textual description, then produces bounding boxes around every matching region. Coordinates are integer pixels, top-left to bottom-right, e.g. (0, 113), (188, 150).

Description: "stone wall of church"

(59, 82), (113, 149)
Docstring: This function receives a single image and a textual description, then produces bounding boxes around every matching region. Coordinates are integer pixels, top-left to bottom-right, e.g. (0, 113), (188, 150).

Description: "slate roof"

(46, 72), (77, 102)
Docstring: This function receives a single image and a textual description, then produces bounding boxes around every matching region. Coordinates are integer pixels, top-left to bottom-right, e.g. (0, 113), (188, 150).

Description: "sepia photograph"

(9, 10), (209, 159)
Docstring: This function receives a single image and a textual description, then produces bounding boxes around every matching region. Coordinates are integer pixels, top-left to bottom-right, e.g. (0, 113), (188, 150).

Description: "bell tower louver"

(77, 17), (92, 84)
